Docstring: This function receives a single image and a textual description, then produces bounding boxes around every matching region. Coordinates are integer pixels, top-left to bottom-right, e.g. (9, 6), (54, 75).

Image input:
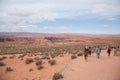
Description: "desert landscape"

(0, 33), (120, 80)
(0, 0), (120, 80)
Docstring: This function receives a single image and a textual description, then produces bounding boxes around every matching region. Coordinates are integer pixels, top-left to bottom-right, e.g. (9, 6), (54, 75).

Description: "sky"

(0, 0), (120, 34)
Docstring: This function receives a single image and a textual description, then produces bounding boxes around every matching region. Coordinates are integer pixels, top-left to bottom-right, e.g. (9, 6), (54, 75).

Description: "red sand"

(0, 50), (120, 80)
(0, 54), (71, 80)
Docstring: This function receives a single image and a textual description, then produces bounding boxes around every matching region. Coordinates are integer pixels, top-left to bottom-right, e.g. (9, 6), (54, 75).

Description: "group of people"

(83, 46), (119, 61)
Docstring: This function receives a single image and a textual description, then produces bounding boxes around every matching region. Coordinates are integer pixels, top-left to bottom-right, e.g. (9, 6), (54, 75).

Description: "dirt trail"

(60, 50), (120, 80)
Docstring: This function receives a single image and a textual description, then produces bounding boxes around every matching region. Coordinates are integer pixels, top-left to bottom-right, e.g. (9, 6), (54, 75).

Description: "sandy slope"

(0, 54), (71, 80)
(60, 50), (120, 80)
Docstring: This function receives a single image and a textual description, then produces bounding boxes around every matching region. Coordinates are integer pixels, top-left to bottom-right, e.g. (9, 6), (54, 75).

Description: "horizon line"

(0, 32), (120, 35)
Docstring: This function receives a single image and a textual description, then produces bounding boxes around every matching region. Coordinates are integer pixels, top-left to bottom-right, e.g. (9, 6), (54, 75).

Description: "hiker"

(88, 47), (91, 56)
(107, 47), (111, 56)
(96, 46), (101, 59)
(84, 46), (89, 61)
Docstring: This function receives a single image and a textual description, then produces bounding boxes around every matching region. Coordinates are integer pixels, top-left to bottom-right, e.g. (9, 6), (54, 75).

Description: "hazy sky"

(0, 0), (120, 34)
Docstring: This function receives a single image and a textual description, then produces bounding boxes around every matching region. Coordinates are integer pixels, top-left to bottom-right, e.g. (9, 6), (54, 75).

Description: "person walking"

(88, 47), (91, 56)
(84, 46), (89, 61)
(96, 46), (101, 59)
(107, 47), (111, 56)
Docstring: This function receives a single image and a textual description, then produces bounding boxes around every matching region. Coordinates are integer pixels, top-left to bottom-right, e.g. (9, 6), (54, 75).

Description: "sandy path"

(60, 50), (120, 80)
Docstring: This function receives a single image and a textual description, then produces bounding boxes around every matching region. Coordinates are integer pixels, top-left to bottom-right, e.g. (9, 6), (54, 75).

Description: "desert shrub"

(71, 54), (77, 59)
(35, 60), (42, 65)
(0, 56), (7, 61)
(0, 62), (6, 66)
(48, 59), (56, 65)
(37, 64), (44, 70)
(9, 56), (14, 59)
(25, 58), (34, 64)
(50, 53), (56, 59)
(18, 54), (26, 58)
(77, 53), (83, 56)
(6, 67), (13, 72)
(3, 56), (7, 59)
(29, 68), (33, 72)
(52, 72), (64, 80)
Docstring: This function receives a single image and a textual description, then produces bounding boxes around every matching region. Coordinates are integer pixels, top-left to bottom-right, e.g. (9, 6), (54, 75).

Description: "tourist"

(96, 46), (101, 59)
(84, 46), (89, 61)
(107, 47), (111, 56)
(88, 46), (91, 56)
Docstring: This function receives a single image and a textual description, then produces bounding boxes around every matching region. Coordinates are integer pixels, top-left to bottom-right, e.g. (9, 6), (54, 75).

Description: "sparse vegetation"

(0, 33), (120, 55)
(0, 62), (6, 66)
(37, 64), (44, 70)
(0, 56), (7, 61)
(48, 59), (56, 65)
(29, 68), (33, 72)
(77, 53), (83, 56)
(35, 59), (44, 70)
(50, 53), (56, 59)
(52, 72), (64, 80)
(6, 67), (13, 72)
(9, 55), (14, 59)
(35, 60), (42, 65)
(25, 58), (34, 64)
(71, 54), (77, 59)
